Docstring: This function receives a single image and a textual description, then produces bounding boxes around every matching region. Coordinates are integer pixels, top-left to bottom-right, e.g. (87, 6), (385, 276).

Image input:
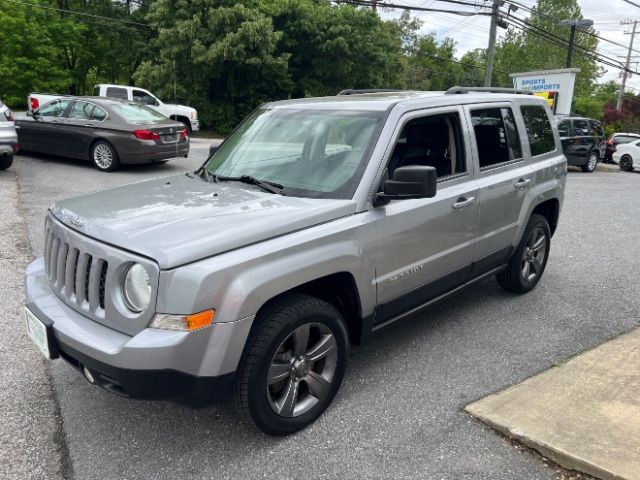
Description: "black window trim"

(470, 104), (526, 173)
(520, 103), (557, 158)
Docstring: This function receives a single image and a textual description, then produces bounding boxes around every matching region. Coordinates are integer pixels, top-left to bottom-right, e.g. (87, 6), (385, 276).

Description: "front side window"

(109, 102), (167, 122)
(521, 105), (555, 156)
(132, 90), (158, 106)
(204, 108), (384, 199)
(589, 120), (603, 137)
(38, 100), (71, 117)
(471, 107), (522, 169)
(387, 112), (466, 180)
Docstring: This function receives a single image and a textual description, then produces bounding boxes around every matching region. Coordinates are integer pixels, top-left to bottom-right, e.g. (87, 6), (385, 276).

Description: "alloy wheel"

(521, 226), (547, 283)
(267, 323), (338, 418)
(93, 144), (113, 169)
(587, 152), (598, 171)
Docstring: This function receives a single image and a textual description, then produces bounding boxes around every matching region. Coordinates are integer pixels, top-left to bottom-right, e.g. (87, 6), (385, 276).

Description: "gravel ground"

(0, 170), (66, 480)
(7, 145), (640, 480)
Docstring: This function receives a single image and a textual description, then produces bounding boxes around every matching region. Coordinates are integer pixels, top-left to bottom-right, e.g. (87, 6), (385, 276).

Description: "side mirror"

(209, 144), (219, 156)
(376, 166), (437, 205)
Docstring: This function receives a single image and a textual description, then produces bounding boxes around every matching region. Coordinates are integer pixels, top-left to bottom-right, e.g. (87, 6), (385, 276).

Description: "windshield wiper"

(198, 168), (216, 183)
(214, 174), (285, 195)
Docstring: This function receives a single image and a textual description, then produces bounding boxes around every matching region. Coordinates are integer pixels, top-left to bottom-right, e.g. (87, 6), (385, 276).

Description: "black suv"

(556, 116), (605, 173)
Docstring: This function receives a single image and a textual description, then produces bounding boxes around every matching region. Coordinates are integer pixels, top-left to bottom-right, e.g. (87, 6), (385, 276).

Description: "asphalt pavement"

(8, 144), (640, 479)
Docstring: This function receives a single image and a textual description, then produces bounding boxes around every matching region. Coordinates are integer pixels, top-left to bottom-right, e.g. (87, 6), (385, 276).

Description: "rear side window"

(471, 107), (522, 169)
(91, 106), (107, 121)
(68, 101), (94, 120)
(573, 119), (589, 136)
(615, 135), (640, 144)
(589, 120), (603, 137)
(521, 105), (555, 157)
(557, 120), (571, 137)
(106, 87), (128, 100)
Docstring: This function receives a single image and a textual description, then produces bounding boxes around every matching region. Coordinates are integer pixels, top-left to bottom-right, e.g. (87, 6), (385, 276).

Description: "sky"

(378, 0), (637, 91)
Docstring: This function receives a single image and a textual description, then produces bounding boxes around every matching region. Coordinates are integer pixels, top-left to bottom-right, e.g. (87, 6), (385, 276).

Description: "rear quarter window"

(520, 105), (556, 156)
(106, 87), (128, 100)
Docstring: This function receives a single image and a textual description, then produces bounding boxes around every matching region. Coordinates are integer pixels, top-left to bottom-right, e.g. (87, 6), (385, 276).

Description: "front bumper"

(25, 257), (252, 403)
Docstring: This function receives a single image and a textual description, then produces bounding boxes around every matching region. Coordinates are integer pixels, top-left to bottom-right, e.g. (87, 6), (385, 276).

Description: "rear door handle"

(452, 196), (475, 210)
(514, 178), (531, 190)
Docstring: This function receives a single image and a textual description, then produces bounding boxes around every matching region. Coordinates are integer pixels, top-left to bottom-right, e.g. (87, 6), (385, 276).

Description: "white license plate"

(162, 134), (178, 143)
(25, 308), (52, 359)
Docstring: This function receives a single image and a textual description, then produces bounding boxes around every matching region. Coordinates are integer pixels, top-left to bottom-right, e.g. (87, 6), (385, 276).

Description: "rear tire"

(90, 141), (119, 172)
(620, 154), (634, 172)
(497, 214), (551, 294)
(232, 294), (348, 436)
(0, 155), (13, 170)
(581, 151), (598, 173)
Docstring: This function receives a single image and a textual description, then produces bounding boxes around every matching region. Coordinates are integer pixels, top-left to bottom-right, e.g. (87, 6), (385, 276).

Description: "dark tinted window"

(38, 100), (71, 117)
(132, 90), (158, 106)
(521, 105), (555, 156)
(471, 107), (522, 169)
(93, 86), (100, 96)
(557, 120), (571, 137)
(589, 120), (603, 137)
(106, 87), (128, 100)
(389, 112), (466, 179)
(573, 119), (589, 136)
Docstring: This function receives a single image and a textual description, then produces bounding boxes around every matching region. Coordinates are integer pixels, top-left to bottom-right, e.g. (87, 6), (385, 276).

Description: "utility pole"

(565, 25), (576, 67)
(484, 0), (500, 87)
(617, 19), (638, 111)
(371, 0), (377, 12)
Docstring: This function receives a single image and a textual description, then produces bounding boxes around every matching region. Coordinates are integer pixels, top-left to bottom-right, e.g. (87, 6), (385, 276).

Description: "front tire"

(620, 154), (634, 172)
(581, 151), (598, 172)
(497, 214), (551, 293)
(90, 140), (119, 172)
(232, 294), (348, 436)
(0, 155), (13, 170)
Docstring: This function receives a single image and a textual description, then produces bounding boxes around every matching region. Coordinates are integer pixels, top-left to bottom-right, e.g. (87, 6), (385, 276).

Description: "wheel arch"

(252, 272), (367, 346)
(531, 198), (560, 236)
(170, 114), (191, 132)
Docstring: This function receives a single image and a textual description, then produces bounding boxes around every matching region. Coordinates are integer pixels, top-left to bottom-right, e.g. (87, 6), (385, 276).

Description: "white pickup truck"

(28, 84), (199, 133)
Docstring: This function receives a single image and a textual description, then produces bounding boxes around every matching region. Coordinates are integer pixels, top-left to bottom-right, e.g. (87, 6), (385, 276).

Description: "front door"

(29, 99), (72, 155)
(371, 108), (479, 324)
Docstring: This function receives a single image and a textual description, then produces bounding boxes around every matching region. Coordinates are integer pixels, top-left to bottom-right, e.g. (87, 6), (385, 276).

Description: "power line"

(621, 0), (640, 9)
(1, 0), (152, 28)
(337, 0), (491, 16)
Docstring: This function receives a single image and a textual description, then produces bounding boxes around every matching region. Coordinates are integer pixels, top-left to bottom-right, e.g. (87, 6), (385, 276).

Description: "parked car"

(16, 97), (189, 171)
(24, 87), (566, 435)
(611, 140), (640, 172)
(0, 98), (19, 170)
(555, 116), (605, 172)
(604, 132), (640, 163)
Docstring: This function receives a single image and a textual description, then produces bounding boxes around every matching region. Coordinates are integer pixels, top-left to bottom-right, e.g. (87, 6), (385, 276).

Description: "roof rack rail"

(445, 86), (533, 95)
(337, 89), (406, 96)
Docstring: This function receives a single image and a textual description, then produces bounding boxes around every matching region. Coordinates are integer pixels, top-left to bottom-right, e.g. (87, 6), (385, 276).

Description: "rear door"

(372, 107), (479, 323)
(466, 103), (533, 267)
(59, 101), (107, 159)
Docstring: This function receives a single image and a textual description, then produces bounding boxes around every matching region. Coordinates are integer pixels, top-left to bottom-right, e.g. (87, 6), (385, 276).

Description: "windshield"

(109, 102), (167, 122)
(204, 108), (384, 199)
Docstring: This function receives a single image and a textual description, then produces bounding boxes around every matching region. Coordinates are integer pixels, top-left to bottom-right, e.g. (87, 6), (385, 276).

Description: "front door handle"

(514, 178), (531, 190)
(452, 196), (475, 210)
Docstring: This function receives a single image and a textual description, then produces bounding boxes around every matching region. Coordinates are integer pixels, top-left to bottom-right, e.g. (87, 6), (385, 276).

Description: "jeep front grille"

(44, 227), (108, 315)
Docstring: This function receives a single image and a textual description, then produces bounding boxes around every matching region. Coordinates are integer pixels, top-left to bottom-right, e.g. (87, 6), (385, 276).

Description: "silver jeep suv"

(25, 87), (566, 435)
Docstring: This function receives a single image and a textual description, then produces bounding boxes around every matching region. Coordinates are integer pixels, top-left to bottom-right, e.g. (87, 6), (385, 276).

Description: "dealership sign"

(510, 68), (580, 116)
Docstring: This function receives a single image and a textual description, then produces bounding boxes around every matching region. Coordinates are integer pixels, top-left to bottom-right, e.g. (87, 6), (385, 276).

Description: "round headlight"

(122, 263), (151, 313)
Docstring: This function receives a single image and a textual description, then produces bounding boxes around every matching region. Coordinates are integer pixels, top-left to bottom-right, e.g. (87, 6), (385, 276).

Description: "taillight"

(180, 128), (188, 139)
(5, 109), (13, 121)
(606, 139), (613, 146)
(132, 129), (160, 140)
(30, 97), (39, 111)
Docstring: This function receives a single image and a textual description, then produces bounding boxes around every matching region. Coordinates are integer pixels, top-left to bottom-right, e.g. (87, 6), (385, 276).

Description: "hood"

(50, 174), (356, 269)
(163, 104), (196, 114)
